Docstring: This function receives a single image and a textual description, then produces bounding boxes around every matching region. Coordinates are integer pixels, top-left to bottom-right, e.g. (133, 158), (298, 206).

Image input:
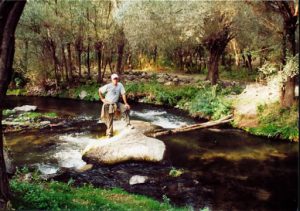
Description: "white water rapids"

(32, 108), (195, 175)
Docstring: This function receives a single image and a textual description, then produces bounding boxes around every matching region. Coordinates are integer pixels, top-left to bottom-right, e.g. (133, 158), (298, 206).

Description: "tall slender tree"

(0, 0), (26, 209)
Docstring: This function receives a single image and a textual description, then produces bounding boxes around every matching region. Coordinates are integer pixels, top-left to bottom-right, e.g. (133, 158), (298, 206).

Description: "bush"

(188, 85), (232, 119)
(220, 67), (258, 82)
(7, 89), (27, 96)
(249, 102), (298, 141)
(125, 81), (236, 120)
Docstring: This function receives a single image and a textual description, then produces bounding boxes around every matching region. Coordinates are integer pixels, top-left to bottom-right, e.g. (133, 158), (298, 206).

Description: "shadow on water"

(3, 96), (299, 210)
(160, 129), (298, 210)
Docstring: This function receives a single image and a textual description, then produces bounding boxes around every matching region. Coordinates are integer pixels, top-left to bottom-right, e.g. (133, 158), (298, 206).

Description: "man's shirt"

(99, 82), (126, 103)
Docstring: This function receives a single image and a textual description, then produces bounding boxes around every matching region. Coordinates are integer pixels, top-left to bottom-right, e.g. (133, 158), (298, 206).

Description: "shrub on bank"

(126, 81), (237, 119)
(247, 102), (299, 141)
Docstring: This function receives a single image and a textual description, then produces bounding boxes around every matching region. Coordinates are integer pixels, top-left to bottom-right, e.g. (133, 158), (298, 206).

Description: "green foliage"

(189, 85), (233, 119)
(249, 102), (299, 141)
(169, 168), (184, 177)
(219, 67), (258, 82)
(126, 81), (238, 120)
(11, 112), (57, 122)
(2, 109), (16, 116)
(10, 178), (186, 211)
(72, 83), (100, 101)
(157, 56), (176, 70)
(7, 89), (27, 96)
(56, 83), (101, 101)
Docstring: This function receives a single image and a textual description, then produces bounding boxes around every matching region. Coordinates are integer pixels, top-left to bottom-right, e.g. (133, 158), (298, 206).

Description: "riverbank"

(10, 170), (185, 211)
(6, 76), (298, 141)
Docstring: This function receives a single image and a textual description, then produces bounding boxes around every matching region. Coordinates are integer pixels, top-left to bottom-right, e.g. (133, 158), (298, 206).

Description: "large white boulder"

(82, 120), (166, 165)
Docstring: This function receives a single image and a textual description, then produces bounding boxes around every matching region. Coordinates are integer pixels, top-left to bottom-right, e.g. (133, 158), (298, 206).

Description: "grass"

(219, 66), (259, 82)
(10, 177), (186, 211)
(6, 88), (27, 96)
(2, 110), (58, 122)
(246, 102), (299, 141)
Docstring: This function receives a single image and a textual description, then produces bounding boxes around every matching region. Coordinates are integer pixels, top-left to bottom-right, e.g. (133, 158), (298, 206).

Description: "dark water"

(3, 96), (299, 210)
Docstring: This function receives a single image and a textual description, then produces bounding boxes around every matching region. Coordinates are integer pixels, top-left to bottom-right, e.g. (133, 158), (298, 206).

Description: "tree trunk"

(86, 38), (91, 79)
(153, 45), (157, 64)
(241, 50), (247, 68)
(179, 49), (184, 71)
(246, 52), (253, 72)
(221, 53), (225, 66)
(75, 38), (83, 79)
(77, 49), (82, 78)
(49, 40), (60, 86)
(61, 44), (69, 82)
(102, 61), (107, 80)
(116, 42), (124, 74)
(281, 32), (287, 65)
(67, 43), (73, 81)
(280, 76), (296, 108)
(280, 21), (297, 107)
(228, 54), (232, 69)
(207, 52), (220, 85)
(0, 1), (26, 209)
(230, 39), (240, 67)
(95, 42), (103, 83)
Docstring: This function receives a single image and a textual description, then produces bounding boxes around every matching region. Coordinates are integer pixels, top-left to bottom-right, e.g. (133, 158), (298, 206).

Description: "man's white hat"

(111, 73), (119, 80)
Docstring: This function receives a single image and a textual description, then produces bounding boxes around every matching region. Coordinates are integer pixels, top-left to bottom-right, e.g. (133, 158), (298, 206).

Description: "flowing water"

(3, 96), (298, 210)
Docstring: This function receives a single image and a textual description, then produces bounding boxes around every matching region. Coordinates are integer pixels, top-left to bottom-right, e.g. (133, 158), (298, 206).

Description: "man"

(99, 73), (133, 138)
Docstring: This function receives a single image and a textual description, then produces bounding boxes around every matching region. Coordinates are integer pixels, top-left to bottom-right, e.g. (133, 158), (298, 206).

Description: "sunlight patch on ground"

(233, 82), (279, 116)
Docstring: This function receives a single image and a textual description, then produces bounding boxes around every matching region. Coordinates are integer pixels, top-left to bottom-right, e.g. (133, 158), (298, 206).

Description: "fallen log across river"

(148, 114), (233, 137)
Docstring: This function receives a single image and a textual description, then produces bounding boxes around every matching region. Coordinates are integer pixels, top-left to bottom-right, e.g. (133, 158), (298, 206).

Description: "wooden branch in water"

(148, 115), (233, 138)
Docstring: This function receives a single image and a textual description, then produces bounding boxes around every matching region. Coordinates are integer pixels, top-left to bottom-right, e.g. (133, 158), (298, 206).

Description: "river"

(3, 96), (298, 210)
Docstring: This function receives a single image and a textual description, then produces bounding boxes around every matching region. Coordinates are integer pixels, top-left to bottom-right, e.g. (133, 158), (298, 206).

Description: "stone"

(40, 121), (51, 126)
(76, 164), (93, 173)
(127, 75), (134, 81)
(4, 150), (15, 174)
(13, 105), (37, 112)
(83, 120), (166, 165)
(79, 90), (88, 100)
(164, 81), (174, 86)
(173, 78), (179, 83)
(157, 74), (164, 78)
(129, 175), (149, 185)
(157, 78), (165, 83)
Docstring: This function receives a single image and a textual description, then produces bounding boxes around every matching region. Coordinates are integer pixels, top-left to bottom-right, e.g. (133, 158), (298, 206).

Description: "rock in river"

(82, 120), (166, 165)
(129, 175), (149, 185)
(13, 105), (37, 112)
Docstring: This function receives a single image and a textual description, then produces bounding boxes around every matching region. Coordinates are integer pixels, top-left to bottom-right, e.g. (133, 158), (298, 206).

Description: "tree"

(248, 0), (299, 107)
(0, 0), (26, 209)
(202, 8), (234, 84)
(265, 1), (298, 107)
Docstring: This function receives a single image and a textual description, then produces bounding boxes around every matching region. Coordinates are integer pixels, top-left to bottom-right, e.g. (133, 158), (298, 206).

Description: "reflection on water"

(160, 129), (298, 210)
